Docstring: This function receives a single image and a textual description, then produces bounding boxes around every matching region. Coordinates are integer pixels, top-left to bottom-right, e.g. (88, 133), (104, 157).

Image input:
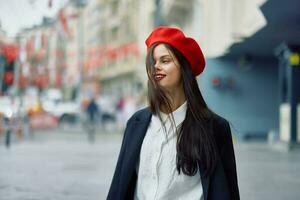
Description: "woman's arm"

(220, 121), (240, 200)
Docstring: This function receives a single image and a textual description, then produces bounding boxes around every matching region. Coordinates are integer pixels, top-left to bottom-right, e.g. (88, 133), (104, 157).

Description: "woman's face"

(152, 44), (182, 91)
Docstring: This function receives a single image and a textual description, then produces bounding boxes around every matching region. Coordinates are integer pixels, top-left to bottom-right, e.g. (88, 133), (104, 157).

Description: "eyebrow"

(154, 55), (172, 60)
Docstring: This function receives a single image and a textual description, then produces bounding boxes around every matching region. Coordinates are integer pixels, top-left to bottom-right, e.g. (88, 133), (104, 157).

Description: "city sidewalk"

(0, 129), (299, 200)
(235, 142), (300, 200)
(0, 129), (122, 200)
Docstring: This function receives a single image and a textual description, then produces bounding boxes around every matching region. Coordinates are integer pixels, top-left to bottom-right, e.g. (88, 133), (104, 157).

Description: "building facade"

(16, 17), (57, 92)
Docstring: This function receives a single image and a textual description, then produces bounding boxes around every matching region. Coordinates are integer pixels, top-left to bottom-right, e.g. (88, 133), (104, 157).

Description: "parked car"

(39, 88), (80, 124)
(42, 100), (80, 124)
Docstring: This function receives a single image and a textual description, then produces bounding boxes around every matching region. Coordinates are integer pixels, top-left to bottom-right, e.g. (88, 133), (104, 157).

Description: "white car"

(41, 88), (80, 123)
(42, 100), (80, 123)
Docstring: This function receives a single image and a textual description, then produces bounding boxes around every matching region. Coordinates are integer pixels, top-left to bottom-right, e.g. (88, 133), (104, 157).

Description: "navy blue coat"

(107, 108), (240, 200)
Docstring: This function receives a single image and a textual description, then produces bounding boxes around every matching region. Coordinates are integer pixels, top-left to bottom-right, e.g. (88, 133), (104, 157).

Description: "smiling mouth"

(154, 74), (166, 81)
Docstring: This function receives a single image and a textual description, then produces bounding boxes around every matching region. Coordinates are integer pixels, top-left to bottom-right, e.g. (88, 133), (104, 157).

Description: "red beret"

(145, 26), (206, 76)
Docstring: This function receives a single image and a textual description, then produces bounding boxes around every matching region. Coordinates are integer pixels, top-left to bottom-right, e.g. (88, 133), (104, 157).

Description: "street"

(0, 128), (122, 200)
(0, 128), (300, 200)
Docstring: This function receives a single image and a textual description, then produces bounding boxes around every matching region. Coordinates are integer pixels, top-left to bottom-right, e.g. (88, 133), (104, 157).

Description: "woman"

(107, 26), (239, 200)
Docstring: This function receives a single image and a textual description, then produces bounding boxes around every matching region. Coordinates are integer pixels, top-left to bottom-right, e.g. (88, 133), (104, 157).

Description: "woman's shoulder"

(127, 107), (152, 123)
(208, 112), (231, 138)
(209, 113), (234, 153)
(210, 112), (230, 129)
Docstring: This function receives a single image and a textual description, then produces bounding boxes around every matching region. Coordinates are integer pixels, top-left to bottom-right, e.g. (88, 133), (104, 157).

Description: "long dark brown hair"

(146, 43), (218, 177)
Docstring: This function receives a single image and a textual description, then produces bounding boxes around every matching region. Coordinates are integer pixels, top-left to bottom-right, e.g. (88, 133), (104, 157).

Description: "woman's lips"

(154, 74), (166, 81)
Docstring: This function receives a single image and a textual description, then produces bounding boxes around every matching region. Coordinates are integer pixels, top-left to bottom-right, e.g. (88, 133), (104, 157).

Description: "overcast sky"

(0, 0), (69, 38)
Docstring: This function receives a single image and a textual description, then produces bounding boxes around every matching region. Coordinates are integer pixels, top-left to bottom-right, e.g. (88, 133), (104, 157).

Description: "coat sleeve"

(106, 118), (132, 200)
(220, 121), (240, 200)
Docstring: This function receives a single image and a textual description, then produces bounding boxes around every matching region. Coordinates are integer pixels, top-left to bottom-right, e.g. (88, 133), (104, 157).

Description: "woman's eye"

(162, 60), (169, 63)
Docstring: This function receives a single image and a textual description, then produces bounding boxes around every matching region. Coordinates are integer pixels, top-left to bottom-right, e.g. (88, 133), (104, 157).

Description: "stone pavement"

(0, 129), (300, 200)
(236, 142), (300, 200)
(0, 129), (122, 200)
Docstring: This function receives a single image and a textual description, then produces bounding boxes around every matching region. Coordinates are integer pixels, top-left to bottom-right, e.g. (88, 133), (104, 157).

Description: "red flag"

(2, 44), (19, 63)
(4, 71), (14, 85)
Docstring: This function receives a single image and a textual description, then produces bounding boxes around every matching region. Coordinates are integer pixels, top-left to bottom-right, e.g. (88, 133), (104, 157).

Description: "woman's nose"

(154, 62), (161, 70)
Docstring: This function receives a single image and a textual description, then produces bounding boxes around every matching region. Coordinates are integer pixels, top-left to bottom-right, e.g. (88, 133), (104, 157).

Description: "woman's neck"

(161, 87), (186, 113)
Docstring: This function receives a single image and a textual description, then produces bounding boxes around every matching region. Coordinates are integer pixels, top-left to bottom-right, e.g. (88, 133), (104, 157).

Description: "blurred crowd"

(0, 86), (147, 142)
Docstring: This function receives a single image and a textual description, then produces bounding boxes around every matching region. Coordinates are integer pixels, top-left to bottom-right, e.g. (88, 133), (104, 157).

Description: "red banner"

(3, 71), (14, 85)
(1, 44), (19, 63)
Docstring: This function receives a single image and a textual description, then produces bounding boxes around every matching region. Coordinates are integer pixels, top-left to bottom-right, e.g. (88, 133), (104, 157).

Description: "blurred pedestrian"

(85, 97), (99, 143)
(115, 96), (125, 130)
(87, 98), (99, 121)
(107, 26), (239, 200)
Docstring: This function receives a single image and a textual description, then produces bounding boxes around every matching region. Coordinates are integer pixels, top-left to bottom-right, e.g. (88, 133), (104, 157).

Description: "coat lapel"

(121, 109), (152, 190)
(126, 117), (152, 167)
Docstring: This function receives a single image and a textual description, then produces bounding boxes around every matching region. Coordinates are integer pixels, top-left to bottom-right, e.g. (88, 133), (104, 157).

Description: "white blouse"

(134, 102), (204, 200)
